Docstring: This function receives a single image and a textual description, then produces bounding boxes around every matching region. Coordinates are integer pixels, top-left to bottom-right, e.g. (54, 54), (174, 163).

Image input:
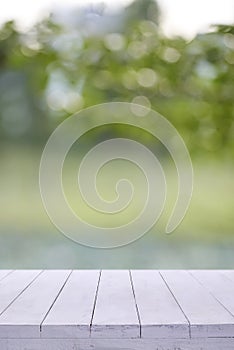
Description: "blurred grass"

(0, 145), (233, 242)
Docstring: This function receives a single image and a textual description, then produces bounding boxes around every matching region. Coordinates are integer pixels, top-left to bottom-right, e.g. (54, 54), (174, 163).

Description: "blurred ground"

(0, 146), (233, 268)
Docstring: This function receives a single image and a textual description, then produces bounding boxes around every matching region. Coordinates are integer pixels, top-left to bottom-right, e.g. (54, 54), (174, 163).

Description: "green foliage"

(0, 0), (233, 157)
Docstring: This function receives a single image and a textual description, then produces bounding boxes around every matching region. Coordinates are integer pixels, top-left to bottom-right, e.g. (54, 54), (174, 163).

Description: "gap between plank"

(0, 271), (14, 283)
(220, 271), (234, 284)
(189, 271), (234, 319)
(39, 270), (73, 333)
(159, 271), (191, 339)
(129, 270), (142, 338)
(90, 270), (102, 336)
(0, 270), (44, 318)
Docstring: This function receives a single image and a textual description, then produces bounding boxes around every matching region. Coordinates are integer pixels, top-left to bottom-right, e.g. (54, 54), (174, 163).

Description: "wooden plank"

(160, 270), (234, 338)
(0, 270), (41, 317)
(131, 270), (189, 338)
(0, 269), (234, 344)
(221, 270), (234, 283)
(41, 270), (100, 338)
(0, 271), (13, 282)
(1, 337), (234, 350)
(191, 270), (234, 317)
(0, 270), (71, 338)
(91, 270), (140, 338)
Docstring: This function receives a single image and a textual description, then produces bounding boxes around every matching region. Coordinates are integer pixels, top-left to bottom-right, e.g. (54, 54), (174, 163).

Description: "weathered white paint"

(0, 270), (41, 317)
(41, 270), (100, 338)
(0, 270), (71, 338)
(131, 270), (189, 338)
(0, 270), (12, 282)
(1, 337), (234, 350)
(0, 270), (234, 349)
(91, 270), (140, 338)
(190, 270), (234, 317)
(221, 270), (234, 283)
(160, 270), (234, 338)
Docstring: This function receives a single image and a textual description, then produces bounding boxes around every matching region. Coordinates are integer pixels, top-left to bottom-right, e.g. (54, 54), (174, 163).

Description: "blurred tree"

(0, 0), (233, 157)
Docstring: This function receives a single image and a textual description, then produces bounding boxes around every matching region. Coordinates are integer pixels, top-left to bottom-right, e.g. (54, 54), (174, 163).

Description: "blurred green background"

(0, 0), (234, 268)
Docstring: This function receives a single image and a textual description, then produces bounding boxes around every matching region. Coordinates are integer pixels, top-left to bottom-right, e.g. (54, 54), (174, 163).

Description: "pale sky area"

(0, 0), (233, 38)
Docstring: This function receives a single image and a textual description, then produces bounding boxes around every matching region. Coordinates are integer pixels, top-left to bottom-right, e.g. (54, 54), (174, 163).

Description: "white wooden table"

(0, 270), (234, 349)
